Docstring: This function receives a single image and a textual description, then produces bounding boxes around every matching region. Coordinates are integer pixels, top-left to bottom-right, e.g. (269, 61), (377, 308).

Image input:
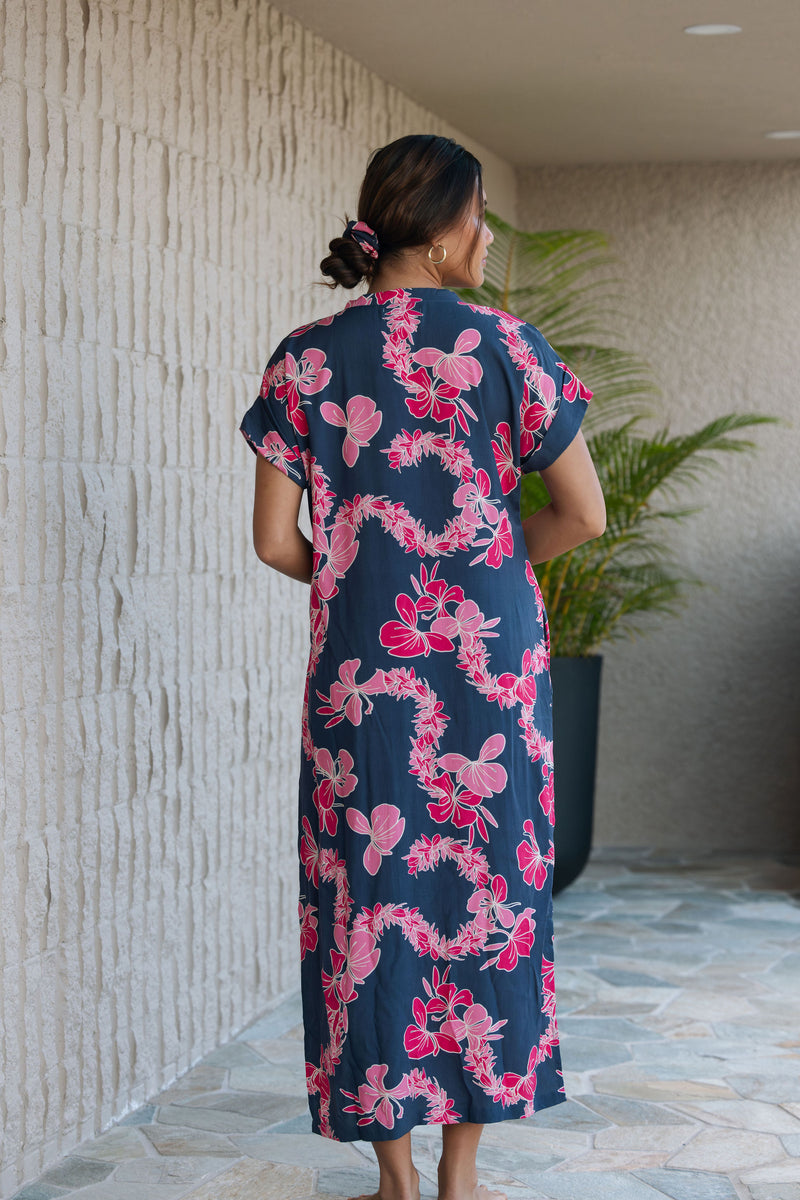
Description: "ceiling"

(271, 0), (800, 166)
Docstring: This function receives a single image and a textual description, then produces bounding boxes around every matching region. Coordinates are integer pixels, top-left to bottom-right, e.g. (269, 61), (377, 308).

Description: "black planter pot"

(550, 654), (603, 895)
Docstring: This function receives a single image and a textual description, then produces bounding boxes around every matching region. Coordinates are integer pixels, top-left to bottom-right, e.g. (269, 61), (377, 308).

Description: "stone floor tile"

(151, 1066), (229, 1103)
(72, 1127), (149, 1162)
(233, 995), (304, 1041)
(227, 1064), (308, 1095)
(575, 1094), (689, 1126)
(52, 1186), (190, 1200)
(634, 1166), (741, 1199)
(726, 1074), (800, 1103)
(113, 1155), (235, 1184)
(8, 1186), (70, 1200)
(194, 1043), (266, 1069)
(589, 968), (676, 989)
(181, 1158), (315, 1199)
(138, 1125), (241, 1157)
(668, 1099), (800, 1133)
(748, 1187), (800, 1200)
(558, 1017), (661, 1043)
(740, 1162), (800, 1182)
(118, 1103), (157, 1125)
(534, 1170), (670, 1199)
(593, 1124), (696, 1153)
(153, 1103), (268, 1134)
(229, 1130), (364, 1168)
(37, 1156), (116, 1189)
(315, 1166), (438, 1197)
(667, 1128), (785, 1171)
(560, 1036), (634, 1072)
(592, 1064), (738, 1103)
(244, 1037), (307, 1066)
(179, 1091), (308, 1122)
(780, 1133), (800, 1155)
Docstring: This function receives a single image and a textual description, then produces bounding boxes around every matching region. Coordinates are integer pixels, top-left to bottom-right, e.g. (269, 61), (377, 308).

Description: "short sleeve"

(517, 324), (593, 474)
(239, 342), (311, 491)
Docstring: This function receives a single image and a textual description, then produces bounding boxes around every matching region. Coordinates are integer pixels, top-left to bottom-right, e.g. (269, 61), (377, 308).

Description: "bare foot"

(438, 1179), (508, 1200)
(349, 1164), (422, 1200)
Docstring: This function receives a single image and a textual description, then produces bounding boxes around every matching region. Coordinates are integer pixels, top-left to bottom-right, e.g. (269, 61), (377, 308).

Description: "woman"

(240, 134), (605, 1200)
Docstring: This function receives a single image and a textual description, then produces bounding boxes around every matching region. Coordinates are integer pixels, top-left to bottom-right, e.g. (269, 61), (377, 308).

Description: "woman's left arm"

(251, 453), (313, 584)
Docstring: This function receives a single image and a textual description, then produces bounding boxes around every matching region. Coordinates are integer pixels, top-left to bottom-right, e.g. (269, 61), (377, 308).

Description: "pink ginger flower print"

(403, 996), (461, 1059)
(467, 872), (519, 930)
(469, 510), (514, 569)
(438, 733), (508, 799)
(491, 421), (520, 493)
(341, 1063), (407, 1128)
(430, 598), (500, 648)
(496, 648), (538, 707)
(313, 747), (358, 836)
(273, 347), (332, 436)
(298, 900), (318, 959)
(320, 393), (383, 466)
(482, 908), (536, 972)
(517, 819), (554, 890)
(314, 522), (359, 599)
(345, 803), (406, 876)
(299, 814), (321, 886)
(539, 766), (555, 826)
(520, 377), (558, 457)
(315, 658), (383, 727)
(379, 593), (455, 657)
(448, 1001), (507, 1048)
(453, 467), (500, 525)
(256, 429), (302, 475)
(560, 363), (594, 404)
(413, 328), (484, 391)
(333, 922), (381, 1002)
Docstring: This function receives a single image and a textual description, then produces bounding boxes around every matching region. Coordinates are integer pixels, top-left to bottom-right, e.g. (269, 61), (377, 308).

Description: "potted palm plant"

(458, 214), (778, 892)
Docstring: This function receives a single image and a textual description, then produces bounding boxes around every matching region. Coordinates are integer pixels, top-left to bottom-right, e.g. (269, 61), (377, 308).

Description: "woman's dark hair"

(319, 134), (485, 290)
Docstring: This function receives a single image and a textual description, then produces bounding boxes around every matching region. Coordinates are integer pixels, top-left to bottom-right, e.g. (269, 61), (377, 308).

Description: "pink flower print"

(319, 394), (383, 466)
(341, 1063), (407, 1128)
(413, 328), (484, 391)
(409, 561), (465, 619)
(492, 422), (520, 494)
(448, 1001), (507, 1048)
(274, 348), (332, 436)
(430, 598), (500, 648)
(467, 872), (519, 931)
(559, 362), (594, 404)
(497, 647), (538, 707)
(298, 900), (318, 959)
(438, 733), (508, 799)
(345, 803), (405, 876)
(453, 468), (500, 526)
(256, 429), (302, 474)
(313, 747), (358, 836)
(482, 907), (536, 972)
(500, 1066), (537, 1104)
(469, 510), (514, 569)
(316, 658), (383, 727)
(542, 955), (557, 1018)
(299, 814), (320, 886)
(333, 922), (381, 1002)
(379, 593), (455, 657)
(426, 774), (498, 844)
(519, 377), (558, 457)
(403, 996), (461, 1059)
(404, 367), (462, 425)
(517, 819), (554, 890)
(314, 523), (359, 599)
(539, 766), (555, 826)
(422, 965), (474, 1027)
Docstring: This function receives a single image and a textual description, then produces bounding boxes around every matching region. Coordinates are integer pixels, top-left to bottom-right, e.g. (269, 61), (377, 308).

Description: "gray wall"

(0, 0), (515, 1190)
(518, 161), (800, 852)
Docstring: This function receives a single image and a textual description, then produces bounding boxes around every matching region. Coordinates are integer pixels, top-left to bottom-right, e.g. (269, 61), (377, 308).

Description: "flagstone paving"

(10, 851), (800, 1200)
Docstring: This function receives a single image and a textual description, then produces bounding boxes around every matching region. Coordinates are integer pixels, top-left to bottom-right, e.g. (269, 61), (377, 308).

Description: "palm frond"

(456, 218), (781, 656)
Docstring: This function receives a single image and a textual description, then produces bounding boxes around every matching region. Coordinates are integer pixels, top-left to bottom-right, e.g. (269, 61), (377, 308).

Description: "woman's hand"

(522, 431), (606, 565)
(251, 453), (314, 584)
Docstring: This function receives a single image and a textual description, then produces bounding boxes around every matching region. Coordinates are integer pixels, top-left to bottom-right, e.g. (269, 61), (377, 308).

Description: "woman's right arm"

(521, 430), (606, 565)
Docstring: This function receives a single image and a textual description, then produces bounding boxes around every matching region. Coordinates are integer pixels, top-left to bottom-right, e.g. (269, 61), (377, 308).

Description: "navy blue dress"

(240, 287), (592, 1141)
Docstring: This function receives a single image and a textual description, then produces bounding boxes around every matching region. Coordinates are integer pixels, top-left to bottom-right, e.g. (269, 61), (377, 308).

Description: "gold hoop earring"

(428, 243), (447, 265)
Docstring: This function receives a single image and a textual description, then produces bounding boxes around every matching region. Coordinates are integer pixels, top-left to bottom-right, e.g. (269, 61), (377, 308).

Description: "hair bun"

(320, 233), (377, 290)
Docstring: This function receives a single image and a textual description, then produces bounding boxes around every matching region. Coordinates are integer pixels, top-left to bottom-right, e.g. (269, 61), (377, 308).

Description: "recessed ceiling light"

(683, 24), (742, 35)
(764, 130), (800, 139)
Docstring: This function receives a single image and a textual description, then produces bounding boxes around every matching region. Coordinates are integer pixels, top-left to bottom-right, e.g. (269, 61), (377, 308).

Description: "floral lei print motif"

(240, 288), (592, 1141)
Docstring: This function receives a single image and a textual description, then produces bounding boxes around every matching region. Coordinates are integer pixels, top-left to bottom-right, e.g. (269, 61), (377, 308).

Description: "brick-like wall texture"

(0, 0), (516, 1189)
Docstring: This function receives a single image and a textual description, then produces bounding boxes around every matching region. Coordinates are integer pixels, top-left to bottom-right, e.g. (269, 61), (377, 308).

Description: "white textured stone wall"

(0, 0), (515, 1188)
(519, 161), (800, 852)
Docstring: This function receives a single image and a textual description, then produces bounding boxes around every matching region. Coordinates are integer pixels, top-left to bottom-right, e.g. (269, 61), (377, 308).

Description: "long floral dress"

(239, 286), (592, 1142)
